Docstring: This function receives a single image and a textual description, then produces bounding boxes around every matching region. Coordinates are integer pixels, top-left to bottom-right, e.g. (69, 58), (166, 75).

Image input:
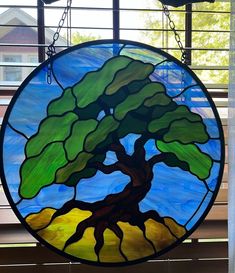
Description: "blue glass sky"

(2, 42), (223, 231)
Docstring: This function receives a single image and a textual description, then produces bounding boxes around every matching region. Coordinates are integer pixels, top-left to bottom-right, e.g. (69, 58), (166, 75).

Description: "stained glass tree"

(19, 55), (212, 260)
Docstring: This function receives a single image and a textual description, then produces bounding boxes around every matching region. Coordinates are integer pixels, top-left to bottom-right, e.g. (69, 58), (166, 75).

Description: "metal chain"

(46, 0), (73, 84)
(162, 4), (187, 63)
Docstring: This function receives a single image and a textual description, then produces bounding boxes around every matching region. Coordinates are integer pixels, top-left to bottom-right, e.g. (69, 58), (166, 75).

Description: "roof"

(0, 8), (67, 45)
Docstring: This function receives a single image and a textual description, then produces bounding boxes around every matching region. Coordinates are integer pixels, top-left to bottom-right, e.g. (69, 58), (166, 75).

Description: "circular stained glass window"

(0, 40), (224, 266)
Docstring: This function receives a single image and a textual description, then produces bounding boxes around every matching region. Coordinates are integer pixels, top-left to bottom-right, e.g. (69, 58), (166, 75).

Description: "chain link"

(162, 4), (187, 63)
(46, 0), (73, 84)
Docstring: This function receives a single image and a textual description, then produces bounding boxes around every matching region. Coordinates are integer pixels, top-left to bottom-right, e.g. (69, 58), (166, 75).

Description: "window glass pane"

(194, 69), (229, 85)
(192, 12), (230, 31)
(28, 55), (38, 63)
(44, 6), (112, 43)
(3, 67), (22, 81)
(191, 1), (230, 85)
(70, 10), (112, 28)
(3, 55), (21, 62)
(2, 54), (22, 81)
(70, 29), (112, 44)
(0, 7), (38, 45)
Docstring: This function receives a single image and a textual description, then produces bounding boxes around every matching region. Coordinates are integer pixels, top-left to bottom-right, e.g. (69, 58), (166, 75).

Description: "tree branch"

(91, 160), (133, 177)
(109, 142), (133, 165)
(148, 153), (167, 167)
(89, 161), (121, 174)
(90, 160), (145, 187)
(132, 134), (149, 161)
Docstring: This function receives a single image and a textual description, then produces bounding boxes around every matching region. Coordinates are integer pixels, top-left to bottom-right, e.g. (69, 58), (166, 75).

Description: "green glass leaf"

(56, 152), (93, 183)
(64, 154), (105, 186)
(65, 168), (97, 187)
(101, 79), (151, 110)
(26, 112), (78, 157)
(144, 92), (171, 107)
(114, 82), (165, 120)
(20, 142), (67, 199)
(157, 140), (212, 180)
(105, 60), (154, 95)
(25, 112), (78, 158)
(84, 116), (119, 153)
(163, 118), (209, 144)
(151, 101), (177, 120)
(148, 106), (201, 134)
(73, 56), (132, 108)
(65, 119), (98, 161)
(126, 78), (151, 94)
(47, 88), (76, 116)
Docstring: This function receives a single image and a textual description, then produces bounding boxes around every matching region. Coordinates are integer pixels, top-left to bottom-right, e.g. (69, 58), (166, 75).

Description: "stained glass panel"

(0, 40), (224, 266)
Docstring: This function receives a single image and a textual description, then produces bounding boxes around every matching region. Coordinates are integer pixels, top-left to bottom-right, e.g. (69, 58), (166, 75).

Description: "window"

(0, 1), (230, 86)
(28, 55), (38, 63)
(2, 55), (22, 81)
